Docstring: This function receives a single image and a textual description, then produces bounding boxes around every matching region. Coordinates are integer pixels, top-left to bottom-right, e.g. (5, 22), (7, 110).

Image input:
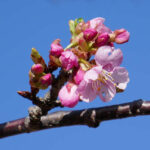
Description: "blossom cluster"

(29, 17), (130, 108)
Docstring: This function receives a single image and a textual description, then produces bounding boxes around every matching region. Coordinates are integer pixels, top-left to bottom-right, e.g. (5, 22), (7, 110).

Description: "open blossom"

(77, 45), (129, 102)
(59, 51), (78, 71)
(77, 65), (129, 102)
(95, 46), (123, 72)
(50, 39), (64, 57)
(58, 82), (79, 108)
(88, 17), (111, 34)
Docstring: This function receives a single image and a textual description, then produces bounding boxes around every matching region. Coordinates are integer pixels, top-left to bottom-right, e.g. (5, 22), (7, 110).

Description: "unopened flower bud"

(83, 28), (97, 41)
(31, 64), (44, 74)
(39, 73), (52, 89)
(50, 39), (64, 57)
(114, 29), (130, 44)
(59, 51), (78, 71)
(58, 82), (79, 108)
(31, 48), (47, 69)
(94, 33), (110, 47)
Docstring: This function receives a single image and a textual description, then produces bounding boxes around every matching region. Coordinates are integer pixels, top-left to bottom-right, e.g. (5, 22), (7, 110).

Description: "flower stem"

(64, 43), (75, 50)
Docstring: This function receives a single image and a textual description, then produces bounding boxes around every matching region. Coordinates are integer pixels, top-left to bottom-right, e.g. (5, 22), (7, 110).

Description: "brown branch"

(18, 69), (69, 113)
(1, 99), (150, 139)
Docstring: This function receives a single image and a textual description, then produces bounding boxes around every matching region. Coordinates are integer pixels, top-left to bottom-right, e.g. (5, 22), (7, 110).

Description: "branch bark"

(0, 99), (150, 139)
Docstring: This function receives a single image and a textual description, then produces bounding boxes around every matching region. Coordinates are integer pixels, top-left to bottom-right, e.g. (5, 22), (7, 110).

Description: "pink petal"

(111, 67), (129, 90)
(90, 17), (105, 29)
(78, 82), (97, 102)
(100, 24), (112, 34)
(74, 68), (85, 85)
(84, 66), (102, 82)
(89, 17), (111, 34)
(95, 46), (123, 71)
(99, 80), (116, 102)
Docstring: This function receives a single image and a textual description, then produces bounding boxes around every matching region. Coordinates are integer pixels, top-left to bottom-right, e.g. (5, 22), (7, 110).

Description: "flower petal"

(95, 46), (123, 71)
(90, 17), (105, 29)
(111, 67), (129, 90)
(84, 66), (102, 82)
(99, 80), (116, 102)
(78, 81), (97, 102)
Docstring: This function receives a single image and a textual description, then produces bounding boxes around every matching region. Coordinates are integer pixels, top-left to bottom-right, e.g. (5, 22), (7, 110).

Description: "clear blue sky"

(0, 0), (150, 149)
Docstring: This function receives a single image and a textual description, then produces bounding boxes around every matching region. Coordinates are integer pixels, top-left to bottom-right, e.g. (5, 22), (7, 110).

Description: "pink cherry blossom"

(59, 51), (78, 71)
(94, 33), (110, 47)
(83, 28), (97, 41)
(50, 39), (64, 57)
(31, 64), (44, 74)
(39, 73), (52, 88)
(114, 29), (130, 44)
(58, 82), (79, 108)
(74, 68), (85, 85)
(95, 46), (123, 71)
(77, 65), (129, 102)
(89, 17), (111, 34)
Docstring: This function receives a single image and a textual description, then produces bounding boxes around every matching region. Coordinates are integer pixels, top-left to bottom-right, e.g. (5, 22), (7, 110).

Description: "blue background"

(0, 0), (150, 149)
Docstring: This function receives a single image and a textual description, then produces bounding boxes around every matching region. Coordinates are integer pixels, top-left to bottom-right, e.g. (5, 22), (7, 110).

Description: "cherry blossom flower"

(31, 64), (44, 74)
(39, 73), (52, 89)
(77, 65), (129, 102)
(58, 82), (79, 108)
(59, 51), (78, 71)
(114, 29), (130, 44)
(50, 39), (64, 57)
(83, 28), (97, 41)
(77, 45), (129, 102)
(94, 33), (110, 47)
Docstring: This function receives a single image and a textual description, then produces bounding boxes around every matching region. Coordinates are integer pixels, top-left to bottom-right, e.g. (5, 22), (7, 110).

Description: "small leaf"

(69, 20), (75, 35)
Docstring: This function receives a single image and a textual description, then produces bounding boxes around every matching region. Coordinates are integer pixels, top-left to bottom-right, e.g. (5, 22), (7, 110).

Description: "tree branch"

(0, 99), (150, 139)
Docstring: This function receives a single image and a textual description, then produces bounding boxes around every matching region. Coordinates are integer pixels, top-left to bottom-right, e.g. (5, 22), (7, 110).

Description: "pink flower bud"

(74, 68), (85, 85)
(83, 28), (97, 41)
(94, 33), (110, 47)
(59, 51), (78, 71)
(31, 64), (44, 74)
(114, 29), (130, 44)
(39, 73), (52, 89)
(50, 39), (64, 57)
(58, 82), (79, 108)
